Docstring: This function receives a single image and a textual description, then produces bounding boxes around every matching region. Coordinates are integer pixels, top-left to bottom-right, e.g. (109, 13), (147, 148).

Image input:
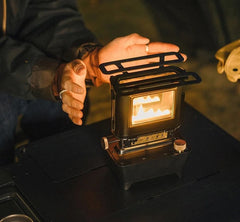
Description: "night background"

(2, 1), (240, 220)
(77, 0), (240, 141)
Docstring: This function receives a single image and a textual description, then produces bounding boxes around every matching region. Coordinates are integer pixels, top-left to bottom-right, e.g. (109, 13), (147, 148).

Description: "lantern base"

(102, 135), (190, 190)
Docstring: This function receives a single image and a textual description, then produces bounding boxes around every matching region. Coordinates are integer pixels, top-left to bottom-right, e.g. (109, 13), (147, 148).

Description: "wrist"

(82, 46), (103, 86)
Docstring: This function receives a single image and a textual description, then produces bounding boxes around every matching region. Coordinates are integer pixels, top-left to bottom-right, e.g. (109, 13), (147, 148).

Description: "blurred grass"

(78, 0), (240, 141)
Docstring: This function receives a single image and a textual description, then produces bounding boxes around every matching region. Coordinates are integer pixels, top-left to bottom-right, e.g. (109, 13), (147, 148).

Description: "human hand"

(83, 33), (187, 86)
(57, 59), (87, 125)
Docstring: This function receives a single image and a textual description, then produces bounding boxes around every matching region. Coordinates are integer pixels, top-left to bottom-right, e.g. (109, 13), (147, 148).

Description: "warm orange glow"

(133, 96), (160, 105)
(131, 91), (175, 126)
(132, 104), (170, 123)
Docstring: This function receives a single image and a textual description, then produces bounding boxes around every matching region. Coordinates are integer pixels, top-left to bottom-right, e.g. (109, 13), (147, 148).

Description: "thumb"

(72, 60), (86, 99)
(71, 59), (87, 90)
(72, 59), (87, 76)
(66, 59), (87, 95)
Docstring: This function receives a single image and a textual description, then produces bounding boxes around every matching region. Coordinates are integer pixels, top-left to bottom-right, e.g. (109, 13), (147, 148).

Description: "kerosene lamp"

(100, 52), (201, 190)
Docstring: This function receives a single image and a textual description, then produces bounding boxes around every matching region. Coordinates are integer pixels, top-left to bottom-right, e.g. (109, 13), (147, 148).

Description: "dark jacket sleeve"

(0, 0), (97, 100)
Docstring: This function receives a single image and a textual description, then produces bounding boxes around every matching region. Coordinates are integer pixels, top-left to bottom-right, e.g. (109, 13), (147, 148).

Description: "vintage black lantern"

(100, 52), (201, 190)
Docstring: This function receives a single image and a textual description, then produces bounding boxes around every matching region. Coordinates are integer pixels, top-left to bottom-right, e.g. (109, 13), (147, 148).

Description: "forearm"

(1, 0), (100, 100)
(18, 0), (98, 62)
(0, 36), (60, 100)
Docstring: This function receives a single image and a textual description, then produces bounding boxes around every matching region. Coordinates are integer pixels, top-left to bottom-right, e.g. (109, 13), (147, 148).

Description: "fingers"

(62, 78), (85, 94)
(180, 53), (187, 61)
(70, 116), (83, 125)
(129, 42), (179, 55)
(148, 42), (180, 53)
(147, 42), (187, 61)
(148, 42), (187, 61)
(71, 60), (86, 75)
(62, 103), (84, 126)
(61, 92), (84, 110)
(124, 34), (181, 55)
(60, 59), (87, 125)
(62, 103), (83, 118)
(61, 59), (86, 94)
(61, 91), (85, 126)
(127, 42), (187, 62)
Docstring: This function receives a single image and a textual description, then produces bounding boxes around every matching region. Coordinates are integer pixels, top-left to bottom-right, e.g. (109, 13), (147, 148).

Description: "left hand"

(58, 59), (87, 125)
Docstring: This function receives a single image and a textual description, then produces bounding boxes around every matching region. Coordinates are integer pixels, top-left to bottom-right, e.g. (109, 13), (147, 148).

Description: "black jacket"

(0, 0), (96, 100)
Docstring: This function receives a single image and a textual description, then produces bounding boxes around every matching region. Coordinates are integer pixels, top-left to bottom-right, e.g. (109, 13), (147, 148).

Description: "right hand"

(83, 33), (187, 86)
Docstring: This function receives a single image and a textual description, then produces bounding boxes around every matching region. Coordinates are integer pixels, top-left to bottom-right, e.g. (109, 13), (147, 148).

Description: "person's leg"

(0, 93), (25, 165)
(21, 99), (76, 141)
(21, 89), (90, 141)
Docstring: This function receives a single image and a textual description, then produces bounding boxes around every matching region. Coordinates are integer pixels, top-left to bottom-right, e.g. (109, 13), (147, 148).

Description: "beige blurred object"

(215, 39), (240, 82)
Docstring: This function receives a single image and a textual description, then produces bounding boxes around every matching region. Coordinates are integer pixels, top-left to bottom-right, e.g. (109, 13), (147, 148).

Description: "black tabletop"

(1, 103), (240, 222)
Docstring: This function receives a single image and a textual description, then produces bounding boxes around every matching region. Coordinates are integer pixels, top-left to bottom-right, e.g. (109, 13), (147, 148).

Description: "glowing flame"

(132, 94), (172, 124)
(133, 96), (160, 105)
(132, 104), (171, 123)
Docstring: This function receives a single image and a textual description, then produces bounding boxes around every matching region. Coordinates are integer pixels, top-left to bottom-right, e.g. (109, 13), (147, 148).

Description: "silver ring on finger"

(145, 44), (149, 53)
(59, 89), (68, 100)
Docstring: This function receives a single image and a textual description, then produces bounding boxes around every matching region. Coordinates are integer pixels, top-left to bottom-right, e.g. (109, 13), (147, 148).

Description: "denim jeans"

(0, 93), (77, 165)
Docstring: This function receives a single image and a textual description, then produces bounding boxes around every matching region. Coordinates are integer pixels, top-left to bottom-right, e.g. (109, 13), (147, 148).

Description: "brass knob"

(174, 139), (186, 153)
(101, 137), (109, 150)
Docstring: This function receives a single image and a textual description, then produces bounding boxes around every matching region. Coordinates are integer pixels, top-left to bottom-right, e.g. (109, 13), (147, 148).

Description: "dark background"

(77, 0), (240, 141)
